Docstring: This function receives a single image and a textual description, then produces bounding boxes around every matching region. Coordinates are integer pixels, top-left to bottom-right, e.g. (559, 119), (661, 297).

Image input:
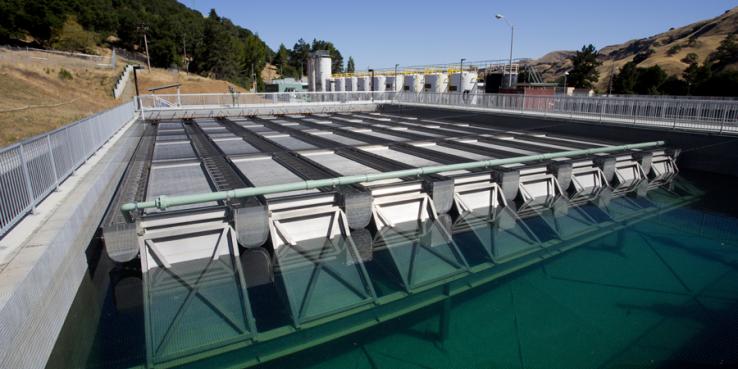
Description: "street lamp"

(495, 14), (514, 88)
(563, 71), (569, 96)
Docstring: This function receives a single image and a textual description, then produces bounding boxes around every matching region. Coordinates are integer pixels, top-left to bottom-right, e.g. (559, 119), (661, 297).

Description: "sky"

(181, 0), (737, 70)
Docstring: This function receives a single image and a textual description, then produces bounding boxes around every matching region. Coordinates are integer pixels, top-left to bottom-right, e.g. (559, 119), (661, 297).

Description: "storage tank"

(403, 74), (424, 92)
(450, 72), (477, 93)
(316, 54), (332, 92)
(372, 75), (386, 92)
(307, 57), (316, 91)
(424, 73), (449, 93)
(325, 78), (334, 92)
(385, 75), (404, 91)
(345, 76), (358, 91)
(333, 77), (345, 92)
(357, 76), (371, 91)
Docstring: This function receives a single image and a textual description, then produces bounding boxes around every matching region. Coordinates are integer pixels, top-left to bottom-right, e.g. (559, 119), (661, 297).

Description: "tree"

(710, 34), (738, 70)
(633, 65), (667, 95)
(289, 38), (310, 76)
(612, 61), (638, 94)
(52, 16), (97, 54)
(567, 44), (601, 89)
(311, 39), (343, 73)
(346, 56), (355, 73)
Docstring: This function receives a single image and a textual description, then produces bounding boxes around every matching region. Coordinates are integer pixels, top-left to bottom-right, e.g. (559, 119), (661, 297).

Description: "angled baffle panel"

(452, 205), (543, 264)
(141, 221), (256, 366)
(270, 198), (376, 326)
(372, 217), (469, 292)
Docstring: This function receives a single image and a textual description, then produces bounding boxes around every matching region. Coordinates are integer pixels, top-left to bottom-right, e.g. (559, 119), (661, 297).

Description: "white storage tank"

(357, 76), (371, 91)
(333, 77), (345, 92)
(424, 73), (449, 93)
(345, 76), (358, 91)
(307, 57), (316, 91)
(325, 78), (334, 92)
(385, 75), (404, 91)
(372, 75), (386, 92)
(450, 72), (477, 92)
(316, 54), (332, 92)
(403, 74), (424, 92)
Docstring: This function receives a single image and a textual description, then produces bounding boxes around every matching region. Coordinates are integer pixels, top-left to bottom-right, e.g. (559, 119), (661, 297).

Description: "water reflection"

(52, 175), (729, 369)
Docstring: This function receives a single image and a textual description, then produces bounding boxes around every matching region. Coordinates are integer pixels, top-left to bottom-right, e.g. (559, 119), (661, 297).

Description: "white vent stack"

(404, 74), (424, 92)
(372, 75), (386, 92)
(424, 73), (449, 93)
(450, 71), (476, 93)
(386, 75), (404, 91)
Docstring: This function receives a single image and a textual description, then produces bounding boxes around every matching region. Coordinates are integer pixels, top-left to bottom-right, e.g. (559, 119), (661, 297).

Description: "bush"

(667, 45), (682, 56)
(58, 68), (73, 80)
(51, 17), (97, 54)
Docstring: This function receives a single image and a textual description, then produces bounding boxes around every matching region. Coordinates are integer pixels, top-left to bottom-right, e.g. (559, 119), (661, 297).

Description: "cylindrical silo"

(450, 71), (477, 92)
(372, 75), (386, 92)
(334, 77), (345, 91)
(357, 76), (371, 91)
(307, 57), (316, 91)
(424, 73), (449, 93)
(346, 76), (358, 91)
(316, 55), (332, 92)
(403, 74), (424, 92)
(386, 75), (405, 91)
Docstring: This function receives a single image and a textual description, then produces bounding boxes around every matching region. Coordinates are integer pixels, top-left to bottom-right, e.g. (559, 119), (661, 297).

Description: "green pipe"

(120, 140), (665, 214)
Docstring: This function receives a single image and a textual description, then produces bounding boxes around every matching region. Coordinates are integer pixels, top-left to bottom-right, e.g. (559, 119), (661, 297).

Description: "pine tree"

(568, 44), (602, 89)
(347, 56), (355, 73)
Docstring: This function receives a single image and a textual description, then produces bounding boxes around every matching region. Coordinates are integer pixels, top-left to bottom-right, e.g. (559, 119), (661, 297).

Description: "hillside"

(529, 7), (738, 90)
(0, 48), (245, 146)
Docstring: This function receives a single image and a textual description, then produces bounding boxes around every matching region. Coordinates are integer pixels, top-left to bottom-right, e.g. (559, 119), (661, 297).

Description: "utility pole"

(182, 33), (188, 74)
(607, 62), (615, 96)
(138, 24), (151, 71)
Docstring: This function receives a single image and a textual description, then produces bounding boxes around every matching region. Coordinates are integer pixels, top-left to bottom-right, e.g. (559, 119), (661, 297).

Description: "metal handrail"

(0, 100), (136, 236)
(120, 141), (664, 215)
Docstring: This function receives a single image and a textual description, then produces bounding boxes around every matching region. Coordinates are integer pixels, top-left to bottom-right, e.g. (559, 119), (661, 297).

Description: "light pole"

(132, 65), (143, 109)
(495, 14), (514, 88)
(459, 58), (466, 92)
(368, 68), (375, 101)
(563, 71), (569, 96)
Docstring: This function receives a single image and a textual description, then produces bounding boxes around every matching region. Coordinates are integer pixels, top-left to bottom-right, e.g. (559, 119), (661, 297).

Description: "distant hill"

(528, 7), (738, 90)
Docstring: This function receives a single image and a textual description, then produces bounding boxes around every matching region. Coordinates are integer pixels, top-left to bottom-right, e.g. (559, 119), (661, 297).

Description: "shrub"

(51, 17), (97, 54)
(667, 45), (682, 56)
(58, 68), (73, 80)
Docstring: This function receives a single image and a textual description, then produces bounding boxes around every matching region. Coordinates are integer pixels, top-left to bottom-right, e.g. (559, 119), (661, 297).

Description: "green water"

(48, 171), (738, 369)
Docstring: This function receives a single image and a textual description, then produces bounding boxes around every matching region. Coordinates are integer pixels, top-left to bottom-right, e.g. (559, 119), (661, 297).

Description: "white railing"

(137, 91), (738, 135)
(393, 92), (738, 135)
(0, 100), (137, 236)
(113, 65), (134, 99)
(137, 91), (395, 109)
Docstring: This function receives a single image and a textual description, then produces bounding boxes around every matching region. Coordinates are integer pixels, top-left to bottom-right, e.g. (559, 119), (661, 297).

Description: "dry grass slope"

(0, 49), (247, 147)
(529, 6), (738, 90)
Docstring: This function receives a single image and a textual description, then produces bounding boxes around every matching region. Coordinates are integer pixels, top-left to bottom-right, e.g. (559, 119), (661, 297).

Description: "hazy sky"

(181, 0), (736, 70)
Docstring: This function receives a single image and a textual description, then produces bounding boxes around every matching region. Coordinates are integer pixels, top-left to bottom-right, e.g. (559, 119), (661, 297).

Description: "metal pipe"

(121, 141), (665, 214)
